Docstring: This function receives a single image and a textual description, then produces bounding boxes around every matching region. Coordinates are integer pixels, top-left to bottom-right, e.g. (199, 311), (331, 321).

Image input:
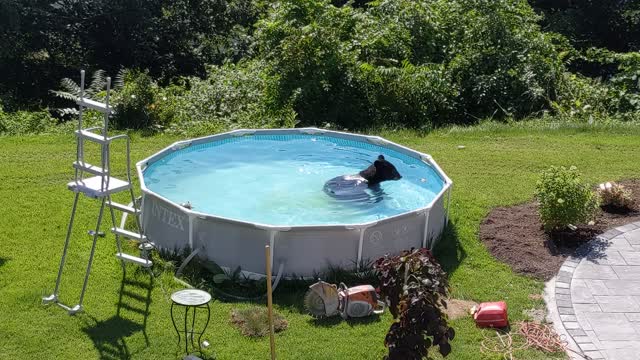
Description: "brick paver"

(552, 222), (640, 360)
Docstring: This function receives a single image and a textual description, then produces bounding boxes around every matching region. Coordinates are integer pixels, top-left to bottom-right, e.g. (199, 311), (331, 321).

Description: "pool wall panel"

(426, 193), (447, 249)
(194, 218), (268, 274)
(274, 228), (360, 276)
(361, 213), (425, 263)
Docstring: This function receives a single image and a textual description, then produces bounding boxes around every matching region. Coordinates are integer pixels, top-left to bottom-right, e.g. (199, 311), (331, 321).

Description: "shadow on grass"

(0, 257), (8, 268)
(83, 316), (144, 360)
(432, 221), (466, 277)
(82, 271), (153, 360)
(308, 313), (382, 327)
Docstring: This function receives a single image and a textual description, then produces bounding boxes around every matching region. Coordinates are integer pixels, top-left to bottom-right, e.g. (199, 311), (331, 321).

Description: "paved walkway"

(552, 221), (640, 360)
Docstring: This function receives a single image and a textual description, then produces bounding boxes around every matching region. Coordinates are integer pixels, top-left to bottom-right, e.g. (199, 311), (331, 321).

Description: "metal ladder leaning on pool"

(43, 70), (153, 315)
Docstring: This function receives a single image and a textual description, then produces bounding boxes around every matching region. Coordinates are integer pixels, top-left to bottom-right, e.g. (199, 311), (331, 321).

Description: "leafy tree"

(530, 0), (640, 52)
(255, 0), (564, 129)
(0, 0), (261, 107)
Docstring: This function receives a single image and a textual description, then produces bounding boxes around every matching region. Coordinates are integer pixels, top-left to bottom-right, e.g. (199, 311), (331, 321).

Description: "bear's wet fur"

(323, 155), (402, 199)
(358, 155), (402, 186)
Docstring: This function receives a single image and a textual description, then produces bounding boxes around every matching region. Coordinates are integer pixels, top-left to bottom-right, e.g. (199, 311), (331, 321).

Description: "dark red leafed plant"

(375, 248), (455, 360)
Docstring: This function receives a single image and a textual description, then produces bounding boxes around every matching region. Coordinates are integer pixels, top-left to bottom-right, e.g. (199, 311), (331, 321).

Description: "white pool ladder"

(43, 70), (154, 315)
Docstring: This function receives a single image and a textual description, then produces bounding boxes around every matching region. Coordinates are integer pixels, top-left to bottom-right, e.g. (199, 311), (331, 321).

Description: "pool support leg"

(422, 209), (430, 249)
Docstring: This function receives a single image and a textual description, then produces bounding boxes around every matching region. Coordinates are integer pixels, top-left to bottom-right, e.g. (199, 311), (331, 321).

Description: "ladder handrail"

(75, 70), (86, 183)
(100, 77), (112, 193)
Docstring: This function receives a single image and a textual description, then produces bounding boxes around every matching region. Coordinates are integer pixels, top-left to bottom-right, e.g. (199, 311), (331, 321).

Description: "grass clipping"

(231, 307), (288, 337)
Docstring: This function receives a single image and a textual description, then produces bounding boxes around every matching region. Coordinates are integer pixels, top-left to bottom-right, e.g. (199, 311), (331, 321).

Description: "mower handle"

(373, 300), (386, 315)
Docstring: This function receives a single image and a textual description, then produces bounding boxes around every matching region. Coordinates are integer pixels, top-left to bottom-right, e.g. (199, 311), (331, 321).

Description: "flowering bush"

(598, 182), (635, 211)
(536, 166), (599, 231)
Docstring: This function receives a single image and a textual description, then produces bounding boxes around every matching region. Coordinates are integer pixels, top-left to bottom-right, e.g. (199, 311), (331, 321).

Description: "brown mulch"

(480, 180), (640, 280)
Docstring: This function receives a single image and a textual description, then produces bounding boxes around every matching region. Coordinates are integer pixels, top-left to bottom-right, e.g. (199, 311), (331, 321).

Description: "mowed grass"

(0, 124), (639, 359)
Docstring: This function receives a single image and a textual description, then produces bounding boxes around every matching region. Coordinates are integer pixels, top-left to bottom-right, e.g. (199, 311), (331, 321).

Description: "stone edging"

(553, 222), (640, 360)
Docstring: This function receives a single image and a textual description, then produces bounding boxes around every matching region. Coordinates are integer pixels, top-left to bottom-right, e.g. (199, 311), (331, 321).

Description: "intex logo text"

(151, 201), (186, 231)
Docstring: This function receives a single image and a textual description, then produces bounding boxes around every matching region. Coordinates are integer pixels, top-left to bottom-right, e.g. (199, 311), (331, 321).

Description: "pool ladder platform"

(43, 70), (154, 315)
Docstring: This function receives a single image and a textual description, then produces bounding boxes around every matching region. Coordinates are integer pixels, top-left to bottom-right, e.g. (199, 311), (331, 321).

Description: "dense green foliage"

(0, 0), (639, 134)
(0, 0), (260, 106)
(254, 0), (563, 128)
(110, 70), (162, 130)
(535, 165), (599, 231)
(163, 62), (298, 134)
(530, 0), (640, 53)
(0, 105), (56, 135)
(529, 0), (640, 96)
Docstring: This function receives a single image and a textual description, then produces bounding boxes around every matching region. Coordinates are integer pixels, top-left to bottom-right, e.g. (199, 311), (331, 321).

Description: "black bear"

(323, 155), (402, 199)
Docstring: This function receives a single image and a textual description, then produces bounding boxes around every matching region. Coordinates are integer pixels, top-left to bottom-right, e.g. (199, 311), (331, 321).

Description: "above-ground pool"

(138, 129), (452, 277)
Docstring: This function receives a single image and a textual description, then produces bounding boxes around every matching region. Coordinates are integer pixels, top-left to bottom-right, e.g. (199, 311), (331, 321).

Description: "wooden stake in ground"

(265, 245), (276, 360)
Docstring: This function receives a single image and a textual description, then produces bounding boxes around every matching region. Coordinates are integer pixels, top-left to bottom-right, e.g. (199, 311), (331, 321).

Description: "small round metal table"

(170, 289), (212, 356)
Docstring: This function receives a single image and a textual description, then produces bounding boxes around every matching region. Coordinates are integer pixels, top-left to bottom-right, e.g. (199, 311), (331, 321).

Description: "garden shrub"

(598, 182), (635, 211)
(552, 73), (616, 122)
(593, 50), (640, 114)
(553, 49), (640, 122)
(51, 69), (169, 131)
(165, 61), (298, 136)
(0, 105), (56, 135)
(49, 63), (297, 135)
(375, 248), (454, 360)
(535, 166), (599, 231)
(111, 70), (163, 130)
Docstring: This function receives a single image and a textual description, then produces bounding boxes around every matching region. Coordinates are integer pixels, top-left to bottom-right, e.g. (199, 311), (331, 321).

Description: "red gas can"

(473, 301), (509, 328)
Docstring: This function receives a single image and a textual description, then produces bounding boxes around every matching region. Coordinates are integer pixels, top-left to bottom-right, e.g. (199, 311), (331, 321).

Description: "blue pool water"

(143, 134), (445, 226)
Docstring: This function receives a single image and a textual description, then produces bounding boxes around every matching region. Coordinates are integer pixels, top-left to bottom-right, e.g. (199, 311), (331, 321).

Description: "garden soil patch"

(480, 180), (640, 280)
(444, 299), (477, 320)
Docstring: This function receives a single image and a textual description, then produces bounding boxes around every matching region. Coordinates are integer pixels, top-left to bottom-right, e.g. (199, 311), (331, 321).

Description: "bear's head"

(359, 155), (402, 185)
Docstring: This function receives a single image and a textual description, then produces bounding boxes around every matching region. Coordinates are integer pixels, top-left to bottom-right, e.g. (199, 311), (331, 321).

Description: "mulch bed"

(480, 180), (640, 280)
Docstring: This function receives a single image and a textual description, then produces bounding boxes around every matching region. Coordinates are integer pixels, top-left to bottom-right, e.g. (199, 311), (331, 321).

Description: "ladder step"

(75, 129), (111, 144)
(68, 176), (130, 198)
(116, 253), (152, 268)
(111, 227), (147, 241)
(107, 201), (140, 215)
(77, 97), (114, 114)
(73, 161), (108, 176)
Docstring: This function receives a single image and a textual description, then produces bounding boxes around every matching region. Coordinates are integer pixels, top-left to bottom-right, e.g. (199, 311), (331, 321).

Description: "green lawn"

(1, 124), (639, 359)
